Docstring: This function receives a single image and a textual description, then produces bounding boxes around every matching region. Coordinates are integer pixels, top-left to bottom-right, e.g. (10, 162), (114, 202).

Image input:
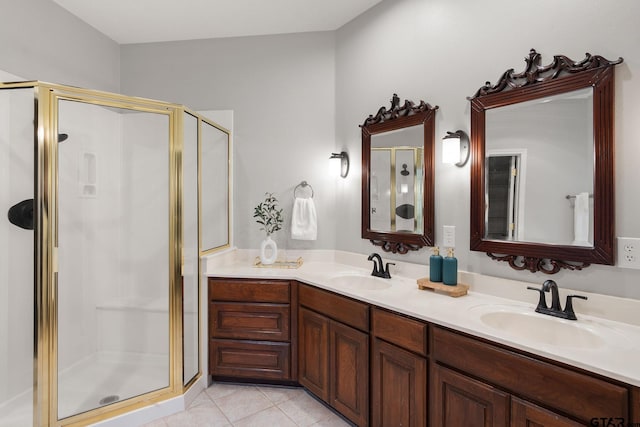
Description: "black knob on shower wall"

(7, 199), (34, 230)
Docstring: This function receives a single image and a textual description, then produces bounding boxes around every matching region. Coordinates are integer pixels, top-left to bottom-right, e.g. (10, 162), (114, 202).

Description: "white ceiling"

(53, 0), (383, 44)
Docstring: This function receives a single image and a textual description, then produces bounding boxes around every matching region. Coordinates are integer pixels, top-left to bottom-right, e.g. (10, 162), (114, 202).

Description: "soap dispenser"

(429, 247), (443, 282)
(442, 248), (458, 286)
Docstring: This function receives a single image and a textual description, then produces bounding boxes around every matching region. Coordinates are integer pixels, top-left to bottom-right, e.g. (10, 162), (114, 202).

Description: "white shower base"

(0, 351), (167, 426)
(58, 351), (168, 419)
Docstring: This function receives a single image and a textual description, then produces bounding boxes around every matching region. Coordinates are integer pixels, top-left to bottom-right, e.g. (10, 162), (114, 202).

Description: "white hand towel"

(291, 197), (317, 240)
(572, 192), (591, 246)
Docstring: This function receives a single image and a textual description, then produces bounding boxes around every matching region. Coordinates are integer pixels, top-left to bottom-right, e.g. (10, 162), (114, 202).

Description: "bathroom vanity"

(207, 253), (640, 427)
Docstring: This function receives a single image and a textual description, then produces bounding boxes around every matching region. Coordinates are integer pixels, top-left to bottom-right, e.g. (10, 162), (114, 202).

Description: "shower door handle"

(7, 199), (34, 230)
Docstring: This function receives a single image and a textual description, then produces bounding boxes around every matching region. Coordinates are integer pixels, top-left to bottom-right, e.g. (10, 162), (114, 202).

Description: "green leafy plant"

(253, 192), (283, 236)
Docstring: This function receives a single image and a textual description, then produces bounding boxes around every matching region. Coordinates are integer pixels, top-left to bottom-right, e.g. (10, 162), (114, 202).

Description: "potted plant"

(253, 192), (283, 265)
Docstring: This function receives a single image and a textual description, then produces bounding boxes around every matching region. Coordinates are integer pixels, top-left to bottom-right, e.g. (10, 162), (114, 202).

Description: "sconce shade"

(330, 151), (349, 178)
(442, 135), (461, 164)
(442, 130), (470, 167)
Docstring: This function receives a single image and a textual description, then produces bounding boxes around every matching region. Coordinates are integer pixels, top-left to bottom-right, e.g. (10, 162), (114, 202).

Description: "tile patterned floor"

(143, 382), (352, 427)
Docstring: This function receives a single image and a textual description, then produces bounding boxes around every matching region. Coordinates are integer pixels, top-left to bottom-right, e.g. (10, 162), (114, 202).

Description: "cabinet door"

(511, 397), (583, 427)
(298, 307), (330, 401)
(330, 320), (369, 426)
(372, 338), (426, 427)
(431, 364), (509, 427)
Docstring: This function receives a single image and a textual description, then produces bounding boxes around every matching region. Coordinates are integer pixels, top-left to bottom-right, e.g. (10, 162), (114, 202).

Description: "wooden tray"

(416, 278), (468, 297)
(253, 257), (304, 269)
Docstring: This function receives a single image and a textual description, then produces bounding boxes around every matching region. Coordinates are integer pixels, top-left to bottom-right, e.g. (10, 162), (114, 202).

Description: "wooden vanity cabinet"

(371, 308), (428, 427)
(298, 284), (369, 426)
(431, 326), (630, 426)
(208, 277), (639, 427)
(208, 278), (296, 382)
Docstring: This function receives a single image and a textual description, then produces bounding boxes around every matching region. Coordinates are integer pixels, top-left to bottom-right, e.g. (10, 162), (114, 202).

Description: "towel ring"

(294, 181), (314, 199)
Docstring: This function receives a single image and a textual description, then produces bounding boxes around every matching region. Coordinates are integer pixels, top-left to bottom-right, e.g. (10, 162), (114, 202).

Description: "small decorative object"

(429, 246), (443, 282)
(253, 192), (283, 265)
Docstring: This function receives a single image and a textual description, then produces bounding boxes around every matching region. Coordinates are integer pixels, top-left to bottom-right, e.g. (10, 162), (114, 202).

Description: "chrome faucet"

(367, 253), (395, 279)
(527, 280), (588, 320)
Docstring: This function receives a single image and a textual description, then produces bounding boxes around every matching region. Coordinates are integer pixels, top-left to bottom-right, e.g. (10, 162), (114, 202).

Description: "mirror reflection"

(484, 87), (594, 247)
(370, 125), (423, 233)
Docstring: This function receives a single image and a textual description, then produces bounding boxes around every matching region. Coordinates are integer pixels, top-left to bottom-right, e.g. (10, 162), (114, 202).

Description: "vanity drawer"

(299, 284), (369, 332)
(210, 302), (290, 341)
(372, 308), (427, 356)
(209, 278), (290, 303)
(432, 327), (628, 421)
(210, 339), (291, 380)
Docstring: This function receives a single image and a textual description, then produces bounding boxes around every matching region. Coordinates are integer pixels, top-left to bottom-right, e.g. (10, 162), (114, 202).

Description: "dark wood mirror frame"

(469, 49), (623, 274)
(361, 94), (438, 254)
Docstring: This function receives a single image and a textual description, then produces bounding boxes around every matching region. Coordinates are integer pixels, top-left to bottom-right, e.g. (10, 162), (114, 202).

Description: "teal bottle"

(429, 247), (443, 282)
(442, 248), (458, 286)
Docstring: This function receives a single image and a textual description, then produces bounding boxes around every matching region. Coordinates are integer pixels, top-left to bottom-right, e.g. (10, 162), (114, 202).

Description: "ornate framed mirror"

(361, 94), (438, 253)
(469, 49), (623, 273)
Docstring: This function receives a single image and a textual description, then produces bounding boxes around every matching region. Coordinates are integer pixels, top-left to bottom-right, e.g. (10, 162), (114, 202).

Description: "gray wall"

(335, 0), (640, 298)
(121, 32), (337, 253)
(0, 0), (120, 91)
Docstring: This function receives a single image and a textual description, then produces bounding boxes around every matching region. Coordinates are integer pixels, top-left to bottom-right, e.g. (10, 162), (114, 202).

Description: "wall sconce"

(442, 130), (470, 167)
(330, 151), (349, 178)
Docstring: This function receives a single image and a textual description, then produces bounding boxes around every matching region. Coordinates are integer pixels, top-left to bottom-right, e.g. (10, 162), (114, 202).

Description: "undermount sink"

(329, 273), (392, 291)
(470, 305), (607, 349)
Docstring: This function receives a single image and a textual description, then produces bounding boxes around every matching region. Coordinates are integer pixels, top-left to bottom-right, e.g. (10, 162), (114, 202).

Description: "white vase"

(260, 235), (278, 265)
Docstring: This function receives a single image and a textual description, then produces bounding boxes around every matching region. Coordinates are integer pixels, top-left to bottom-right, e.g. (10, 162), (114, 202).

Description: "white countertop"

(206, 249), (640, 388)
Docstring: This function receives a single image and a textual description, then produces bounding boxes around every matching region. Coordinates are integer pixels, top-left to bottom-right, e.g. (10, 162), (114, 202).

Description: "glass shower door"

(0, 87), (35, 427)
(55, 98), (171, 420)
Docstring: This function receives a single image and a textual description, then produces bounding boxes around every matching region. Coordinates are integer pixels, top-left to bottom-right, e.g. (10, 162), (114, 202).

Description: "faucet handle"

(383, 262), (395, 278)
(527, 286), (548, 311)
(563, 294), (588, 320)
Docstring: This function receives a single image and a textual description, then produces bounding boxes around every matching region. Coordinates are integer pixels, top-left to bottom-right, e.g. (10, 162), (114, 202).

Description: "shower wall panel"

(0, 88), (34, 425)
(121, 113), (170, 303)
(0, 89), (35, 399)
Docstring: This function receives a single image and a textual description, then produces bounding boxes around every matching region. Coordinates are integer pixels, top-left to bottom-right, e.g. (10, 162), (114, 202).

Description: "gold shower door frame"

(1, 81), (200, 427)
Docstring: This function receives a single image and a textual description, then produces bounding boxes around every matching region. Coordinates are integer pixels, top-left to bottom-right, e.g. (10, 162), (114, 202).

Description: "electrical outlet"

(617, 237), (640, 269)
(443, 225), (456, 248)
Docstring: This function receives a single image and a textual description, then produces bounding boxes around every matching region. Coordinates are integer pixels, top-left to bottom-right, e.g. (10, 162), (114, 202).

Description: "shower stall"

(0, 81), (230, 426)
